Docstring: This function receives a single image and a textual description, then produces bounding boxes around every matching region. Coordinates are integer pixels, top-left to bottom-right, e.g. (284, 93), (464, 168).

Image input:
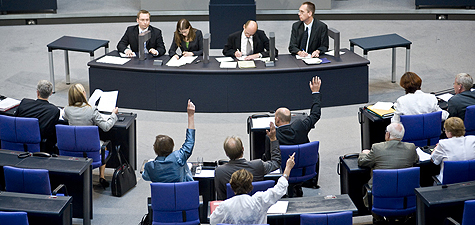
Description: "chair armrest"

(101, 140), (112, 164)
(364, 183), (373, 211)
(52, 184), (68, 196)
(432, 175), (442, 185)
(445, 217), (460, 225)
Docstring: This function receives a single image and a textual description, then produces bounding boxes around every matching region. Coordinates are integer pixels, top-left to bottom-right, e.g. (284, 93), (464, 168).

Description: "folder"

(366, 105), (395, 118)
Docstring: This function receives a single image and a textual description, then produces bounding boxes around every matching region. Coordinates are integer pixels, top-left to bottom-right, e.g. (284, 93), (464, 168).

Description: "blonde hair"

(68, 84), (90, 107)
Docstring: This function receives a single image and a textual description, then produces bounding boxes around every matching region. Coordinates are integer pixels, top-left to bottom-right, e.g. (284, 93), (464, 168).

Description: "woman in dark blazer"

(168, 19), (203, 59)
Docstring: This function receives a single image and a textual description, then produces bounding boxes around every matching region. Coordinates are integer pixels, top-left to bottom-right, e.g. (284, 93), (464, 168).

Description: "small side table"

(47, 36), (109, 93)
(350, 33), (412, 83)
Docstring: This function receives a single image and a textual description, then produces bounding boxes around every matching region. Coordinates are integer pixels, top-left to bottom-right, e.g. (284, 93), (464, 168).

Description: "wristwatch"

(283, 174), (289, 178)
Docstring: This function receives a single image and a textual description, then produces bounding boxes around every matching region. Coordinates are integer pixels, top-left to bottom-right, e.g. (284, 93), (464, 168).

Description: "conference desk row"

(88, 49), (370, 113)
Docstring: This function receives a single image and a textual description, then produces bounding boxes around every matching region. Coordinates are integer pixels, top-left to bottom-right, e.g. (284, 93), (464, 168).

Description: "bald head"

(275, 107), (291, 126)
(223, 136), (244, 160)
(243, 20), (258, 38)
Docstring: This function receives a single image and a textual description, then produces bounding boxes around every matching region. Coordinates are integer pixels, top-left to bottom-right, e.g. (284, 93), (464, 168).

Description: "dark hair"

(137, 10), (150, 19)
(174, 19), (197, 48)
(153, 135), (174, 157)
(230, 169), (253, 195)
(400, 72), (422, 94)
(302, 2), (315, 16)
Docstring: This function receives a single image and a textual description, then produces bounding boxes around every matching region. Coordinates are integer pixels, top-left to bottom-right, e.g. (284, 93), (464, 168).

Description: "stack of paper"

(89, 89), (118, 112)
(166, 56), (198, 67)
(0, 97), (20, 111)
(220, 61), (237, 69)
(96, 56), (130, 65)
(366, 102), (395, 118)
(238, 60), (256, 68)
(215, 57), (234, 63)
(302, 58), (322, 65)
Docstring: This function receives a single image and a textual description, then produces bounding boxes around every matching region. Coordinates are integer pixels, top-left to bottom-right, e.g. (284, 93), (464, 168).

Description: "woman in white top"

(210, 153), (295, 225)
(63, 83), (119, 189)
(431, 117), (475, 182)
(392, 72), (448, 122)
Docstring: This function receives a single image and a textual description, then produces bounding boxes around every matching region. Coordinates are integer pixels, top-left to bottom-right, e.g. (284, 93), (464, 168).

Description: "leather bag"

(111, 146), (137, 197)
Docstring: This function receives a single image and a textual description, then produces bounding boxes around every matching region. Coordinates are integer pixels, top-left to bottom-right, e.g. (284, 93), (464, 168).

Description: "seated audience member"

(168, 18), (203, 59)
(15, 80), (60, 154)
(142, 100), (196, 183)
(210, 153), (295, 225)
(63, 83), (119, 189)
(222, 20), (278, 60)
(358, 122), (419, 223)
(448, 73), (475, 120)
(214, 122), (281, 200)
(431, 117), (475, 182)
(392, 72), (448, 122)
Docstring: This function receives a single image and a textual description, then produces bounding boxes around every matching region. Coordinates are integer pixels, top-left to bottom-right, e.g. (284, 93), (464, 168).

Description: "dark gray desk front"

(0, 191), (72, 225)
(0, 149), (92, 225)
(88, 49), (369, 113)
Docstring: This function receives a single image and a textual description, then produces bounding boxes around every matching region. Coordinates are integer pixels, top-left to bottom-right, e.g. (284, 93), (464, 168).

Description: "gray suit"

(358, 140), (419, 187)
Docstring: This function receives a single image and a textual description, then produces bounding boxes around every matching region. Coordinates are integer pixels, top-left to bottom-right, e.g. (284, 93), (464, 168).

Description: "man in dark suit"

(288, 2), (329, 58)
(448, 73), (475, 120)
(15, 80), (60, 154)
(222, 20), (278, 60)
(117, 10), (166, 57)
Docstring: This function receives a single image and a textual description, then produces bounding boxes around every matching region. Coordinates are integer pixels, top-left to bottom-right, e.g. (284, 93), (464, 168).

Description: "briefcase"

(111, 146), (136, 197)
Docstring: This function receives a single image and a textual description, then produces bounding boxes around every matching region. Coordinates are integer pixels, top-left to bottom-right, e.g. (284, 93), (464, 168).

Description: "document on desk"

(89, 89), (118, 112)
(0, 97), (20, 111)
(96, 56), (130, 65)
(325, 50), (345, 56)
(193, 169), (215, 178)
(267, 201), (288, 214)
(417, 147), (432, 161)
(238, 60), (256, 68)
(166, 56), (198, 67)
(302, 58), (322, 65)
(220, 61), (237, 69)
(251, 117), (274, 129)
(437, 93), (453, 102)
(215, 57), (234, 62)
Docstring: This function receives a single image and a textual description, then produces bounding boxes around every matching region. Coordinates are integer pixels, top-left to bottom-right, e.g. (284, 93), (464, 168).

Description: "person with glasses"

(169, 19), (203, 59)
(448, 73), (475, 120)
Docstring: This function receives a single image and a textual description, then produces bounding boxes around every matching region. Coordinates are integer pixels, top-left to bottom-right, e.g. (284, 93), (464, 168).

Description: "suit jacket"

(276, 93), (322, 145)
(117, 25), (166, 57)
(222, 30), (278, 58)
(358, 140), (419, 187)
(448, 90), (475, 120)
(214, 140), (281, 200)
(288, 19), (329, 55)
(14, 98), (60, 153)
(168, 29), (203, 57)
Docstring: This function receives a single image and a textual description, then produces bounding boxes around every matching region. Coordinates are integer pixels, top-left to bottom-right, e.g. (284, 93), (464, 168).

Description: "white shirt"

(209, 176), (288, 225)
(241, 31), (254, 56)
(392, 90), (449, 122)
(431, 136), (475, 181)
(303, 19), (314, 52)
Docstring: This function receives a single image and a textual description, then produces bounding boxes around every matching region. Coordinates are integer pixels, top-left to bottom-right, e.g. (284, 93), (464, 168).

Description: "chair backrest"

(464, 105), (475, 135)
(372, 167), (420, 217)
(55, 124), (103, 168)
(400, 111), (442, 147)
(300, 211), (353, 225)
(3, 166), (52, 195)
(226, 180), (275, 199)
(0, 211), (29, 225)
(0, 115), (41, 152)
(280, 141), (319, 183)
(150, 181), (200, 225)
(442, 160), (475, 185)
(462, 199), (475, 225)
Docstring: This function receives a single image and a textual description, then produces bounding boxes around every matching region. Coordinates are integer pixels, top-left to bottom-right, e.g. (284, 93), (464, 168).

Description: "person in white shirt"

(210, 153), (295, 225)
(392, 72), (448, 122)
(431, 117), (475, 182)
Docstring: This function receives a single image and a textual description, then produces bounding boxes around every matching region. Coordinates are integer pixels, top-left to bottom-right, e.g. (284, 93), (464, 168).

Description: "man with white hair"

(448, 73), (475, 120)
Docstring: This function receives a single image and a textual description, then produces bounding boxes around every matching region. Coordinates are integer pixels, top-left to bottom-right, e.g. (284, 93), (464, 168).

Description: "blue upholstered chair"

(0, 211), (29, 225)
(365, 167), (420, 221)
(280, 141), (319, 184)
(400, 111), (442, 147)
(0, 115), (41, 152)
(226, 180), (275, 199)
(464, 105), (475, 135)
(3, 166), (67, 196)
(55, 125), (110, 170)
(150, 181), (200, 225)
(446, 199), (475, 225)
(433, 159), (475, 185)
(300, 211), (353, 225)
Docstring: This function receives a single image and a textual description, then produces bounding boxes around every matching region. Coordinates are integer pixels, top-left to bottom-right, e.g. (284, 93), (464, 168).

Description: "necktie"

(300, 27), (308, 52)
(141, 30), (147, 54)
(246, 37), (252, 56)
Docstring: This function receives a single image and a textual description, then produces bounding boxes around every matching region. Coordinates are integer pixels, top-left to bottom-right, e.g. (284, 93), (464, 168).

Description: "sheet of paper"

(215, 57), (234, 62)
(97, 90), (118, 112)
(296, 55), (312, 59)
(220, 61), (237, 69)
(88, 89), (103, 106)
(437, 93), (453, 102)
(166, 56), (184, 67)
(372, 102), (394, 110)
(251, 117), (274, 129)
(267, 201), (288, 214)
(416, 147), (431, 161)
(0, 97), (20, 111)
(270, 168), (281, 174)
(238, 60), (256, 68)
(119, 52), (136, 57)
(325, 50), (346, 56)
(302, 58), (322, 65)
(96, 56), (130, 65)
(193, 169), (215, 178)
(179, 56), (198, 64)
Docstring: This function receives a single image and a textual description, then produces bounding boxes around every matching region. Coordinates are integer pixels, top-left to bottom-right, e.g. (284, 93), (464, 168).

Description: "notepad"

(220, 61), (237, 69)
(0, 97), (20, 111)
(302, 58), (322, 65)
(238, 60), (256, 68)
(97, 56), (130, 65)
(215, 57), (234, 62)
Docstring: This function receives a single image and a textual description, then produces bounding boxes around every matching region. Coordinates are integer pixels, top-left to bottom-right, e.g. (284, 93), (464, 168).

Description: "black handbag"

(111, 146), (137, 197)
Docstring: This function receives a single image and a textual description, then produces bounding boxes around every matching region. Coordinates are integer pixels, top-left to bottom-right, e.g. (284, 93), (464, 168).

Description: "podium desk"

(415, 181), (475, 225)
(0, 149), (93, 225)
(358, 107), (390, 150)
(88, 49), (369, 113)
(0, 191), (72, 225)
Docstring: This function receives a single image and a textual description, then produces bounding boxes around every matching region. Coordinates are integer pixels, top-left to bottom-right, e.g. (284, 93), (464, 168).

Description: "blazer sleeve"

(150, 27), (166, 57)
(316, 22), (329, 53)
(168, 36), (179, 56)
(255, 30), (277, 58)
(288, 22), (301, 55)
(301, 93), (322, 132)
(222, 32), (239, 57)
(117, 27), (133, 53)
(191, 30), (203, 56)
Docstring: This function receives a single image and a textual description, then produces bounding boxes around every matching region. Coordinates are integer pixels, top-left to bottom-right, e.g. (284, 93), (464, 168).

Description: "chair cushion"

(4, 166), (51, 195)
(151, 181), (199, 224)
(0, 211), (29, 225)
(0, 115), (41, 152)
(281, 141), (319, 184)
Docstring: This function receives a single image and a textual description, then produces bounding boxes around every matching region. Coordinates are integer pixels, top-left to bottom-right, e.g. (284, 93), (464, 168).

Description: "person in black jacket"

(117, 10), (166, 57)
(168, 18), (203, 59)
(222, 20), (278, 60)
